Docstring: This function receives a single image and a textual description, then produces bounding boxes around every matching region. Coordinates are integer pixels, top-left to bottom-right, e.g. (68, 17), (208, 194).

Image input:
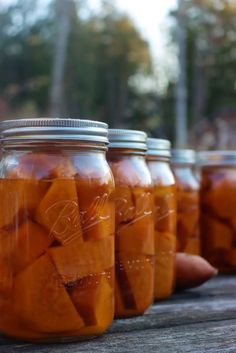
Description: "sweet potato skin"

(175, 253), (217, 290)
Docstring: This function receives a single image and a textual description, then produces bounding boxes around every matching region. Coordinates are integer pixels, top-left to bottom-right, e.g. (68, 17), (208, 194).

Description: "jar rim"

(197, 150), (236, 166)
(147, 138), (171, 158)
(171, 149), (196, 165)
(0, 118), (108, 144)
(108, 129), (147, 151)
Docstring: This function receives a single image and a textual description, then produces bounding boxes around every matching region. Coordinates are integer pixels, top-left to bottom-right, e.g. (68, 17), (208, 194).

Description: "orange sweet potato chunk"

(0, 262), (12, 298)
(224, 248), (236, 267)
(184, 237), (201, 256)
(11, 220), (52, 273)
(154, 231), (176, 300)
(0, 229), (14, 297)
(7, 153), (76, 179)
(132, 188), (153, 219)
(154, 186), (176, 234)
(203, 179), (236, 219)
(114, 186), (135, 226)
(0, 302), (48, 340)
(70, 275), (113, 329)
(76, 180), (115, 241)
(201, 215), (232, 253)
(0, 179), (48, 229)
(35, 179), (82, 245)
(117, 253), (154, 314)
(116, 216), (155, 255)
(177, 190), (200, 252)
(114, 277), (125, 317)
(48, 236), (114, 284)
(13, 254), (84, 333)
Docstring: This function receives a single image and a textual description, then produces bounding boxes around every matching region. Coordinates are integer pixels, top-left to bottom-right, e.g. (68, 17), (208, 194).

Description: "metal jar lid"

(197, 151), (236, 166)
(147, 138), (171, 158)
(108, 129), (147, 151)
(0, 118), (108, 144)
(171, 149), (196, 165)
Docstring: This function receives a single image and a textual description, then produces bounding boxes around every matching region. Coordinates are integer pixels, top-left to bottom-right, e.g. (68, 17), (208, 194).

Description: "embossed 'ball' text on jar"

(107, 129), (155, 318)
(199, 151), (236, 273)
(0, 118), (115, 342)
(146, 138), (177, 301)
(171, 150), (201, 255)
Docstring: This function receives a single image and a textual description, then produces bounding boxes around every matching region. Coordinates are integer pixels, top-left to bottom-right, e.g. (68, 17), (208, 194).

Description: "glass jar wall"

(107, 130), (155, 318)
(0, 118), (115, 342)
(171, 150), (201, 255)
(199, 151), (236, 273)
(146, 138), (177, 300)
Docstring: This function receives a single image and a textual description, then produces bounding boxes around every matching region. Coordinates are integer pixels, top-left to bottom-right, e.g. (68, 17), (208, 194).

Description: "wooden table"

(1, 275), (236, 353)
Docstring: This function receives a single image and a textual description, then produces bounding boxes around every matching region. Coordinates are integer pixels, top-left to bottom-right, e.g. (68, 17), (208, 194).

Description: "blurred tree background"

(0, 0), (236, 147)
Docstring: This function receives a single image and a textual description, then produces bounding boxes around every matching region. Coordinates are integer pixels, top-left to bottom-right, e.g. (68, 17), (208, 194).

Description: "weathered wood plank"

(1, 320), (236, 353)
(110, 297), (236, 333)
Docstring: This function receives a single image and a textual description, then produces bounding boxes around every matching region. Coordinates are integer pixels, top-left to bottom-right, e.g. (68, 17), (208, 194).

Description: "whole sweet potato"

(175, 253), (217, 290)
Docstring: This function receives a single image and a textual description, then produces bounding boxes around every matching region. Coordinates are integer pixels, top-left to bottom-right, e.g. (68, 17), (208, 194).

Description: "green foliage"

(0, 0), (155, 128)
(169, 0), (236, 123)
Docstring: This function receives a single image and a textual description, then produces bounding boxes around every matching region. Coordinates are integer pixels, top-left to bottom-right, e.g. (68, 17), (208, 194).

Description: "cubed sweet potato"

(12, 220), (52, 273)
(116, 253), (154, 314)
(184, 237), (201, 255)
(70, 276), (113, 328)
(0, 302), (48, 340)
(116, 216), (155, 255)
(76, 179), (115, 241)
(0, 180), (48, 229)
(202, 178), (236, 219)
(154, 186), (176, 234)
(114, 277), (125, 317)
(201, 214), (233, 254)
(154, 231), (176, 300)
(12, 254), (84, 333)
(224, 248), (236, 267)
(35, 179), (82, 245)
(48, 236), (114, 284)
(114, 186), (135, 226)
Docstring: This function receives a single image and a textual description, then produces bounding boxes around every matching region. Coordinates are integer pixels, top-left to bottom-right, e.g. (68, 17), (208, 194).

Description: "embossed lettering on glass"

(146, 138), (177, 301)
(107, 129), (155, 318)
(171, 149), (200, 255)
(0, 118), (115, 342)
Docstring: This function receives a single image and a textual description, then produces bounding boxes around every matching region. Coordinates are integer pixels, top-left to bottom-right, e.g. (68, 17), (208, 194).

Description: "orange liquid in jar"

(0, 152), (115, 341)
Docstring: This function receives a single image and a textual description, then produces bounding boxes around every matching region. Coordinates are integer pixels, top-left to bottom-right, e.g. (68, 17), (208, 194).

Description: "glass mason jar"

(0, 118), (115, 342)
(107, 130), (155, 318)
(146, 138), (177, 301)
(171, 150), (201, 255)
(199, 151), (236, 273)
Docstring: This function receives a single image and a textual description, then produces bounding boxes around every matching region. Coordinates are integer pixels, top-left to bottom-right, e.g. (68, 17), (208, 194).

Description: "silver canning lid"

(197, 151), (236, 166)
(147, 138), (171, 158)
(171, 149), (196, 165)
(0, 118), (108, 144)
(108, 129), (147, 151)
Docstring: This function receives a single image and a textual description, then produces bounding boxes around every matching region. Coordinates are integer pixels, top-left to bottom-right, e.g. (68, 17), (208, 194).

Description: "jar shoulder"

(147, 160), (175, 186)
(1, 151), (113, 185)
(108, 155), (152, 187)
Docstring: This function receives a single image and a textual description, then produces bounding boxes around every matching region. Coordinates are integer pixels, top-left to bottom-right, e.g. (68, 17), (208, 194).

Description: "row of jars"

(0, 118), (232, 342)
